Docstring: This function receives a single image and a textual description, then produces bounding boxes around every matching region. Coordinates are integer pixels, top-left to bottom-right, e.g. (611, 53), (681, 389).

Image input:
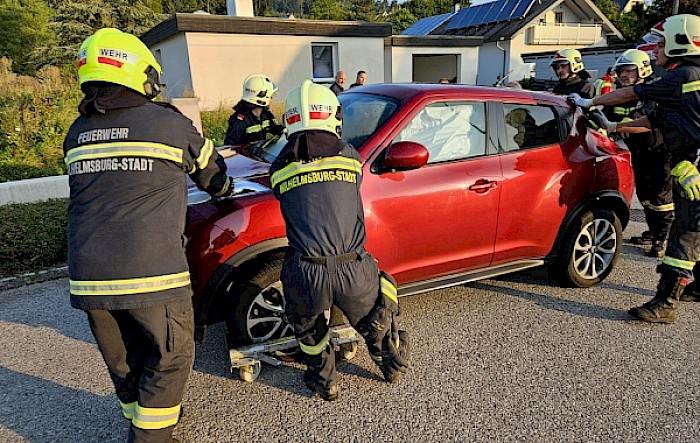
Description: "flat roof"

(386, 35), (483, 48)
(142, 13), (393, 46)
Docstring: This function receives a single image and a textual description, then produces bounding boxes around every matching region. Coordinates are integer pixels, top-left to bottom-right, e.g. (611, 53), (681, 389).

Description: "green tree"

(0, 0), (56, 74)
(391, 6), (416, 33)
(350, 0), (376, 21)
(645, 0), (700, 31)
(310, 0), (347, 20)
(48, 0), (167, 69)
(592, 0), (620, 21)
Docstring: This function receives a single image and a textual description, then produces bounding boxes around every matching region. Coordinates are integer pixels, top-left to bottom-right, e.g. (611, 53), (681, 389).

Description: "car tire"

(225, 257), (294, 347)
(550, 209), (622, 288)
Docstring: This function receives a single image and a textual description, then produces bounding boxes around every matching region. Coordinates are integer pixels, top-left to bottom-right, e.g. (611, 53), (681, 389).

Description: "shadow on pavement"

(0, 365), (126, 443)
(473, 281), (631, 321)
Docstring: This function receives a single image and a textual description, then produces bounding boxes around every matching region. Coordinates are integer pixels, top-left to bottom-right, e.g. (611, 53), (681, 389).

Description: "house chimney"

(227, 0), (254, 17)
(452, 0), (460, 13)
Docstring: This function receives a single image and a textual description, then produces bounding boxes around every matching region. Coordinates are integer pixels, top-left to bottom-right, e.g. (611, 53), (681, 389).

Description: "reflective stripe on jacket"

(64, 100), (229, 310)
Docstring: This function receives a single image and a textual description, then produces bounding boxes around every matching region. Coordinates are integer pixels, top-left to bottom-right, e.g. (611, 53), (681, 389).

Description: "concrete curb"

(0, 265), (68, 291)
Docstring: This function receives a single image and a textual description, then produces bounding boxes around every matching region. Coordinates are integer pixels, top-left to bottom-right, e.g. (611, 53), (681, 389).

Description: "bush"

(0, 199), (68, 277)
(0, 58), (81, 182)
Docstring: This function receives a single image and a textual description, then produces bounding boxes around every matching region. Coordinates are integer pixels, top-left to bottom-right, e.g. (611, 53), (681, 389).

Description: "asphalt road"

(2, 220), (700, 443)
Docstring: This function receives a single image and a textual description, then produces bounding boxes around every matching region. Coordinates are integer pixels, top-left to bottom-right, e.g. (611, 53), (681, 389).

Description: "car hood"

(187, 148), (271, 205)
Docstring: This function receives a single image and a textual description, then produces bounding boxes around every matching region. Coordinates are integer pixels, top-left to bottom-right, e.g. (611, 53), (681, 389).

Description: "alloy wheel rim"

(245, 281), (294, 343)
(572, 218), (616, 280)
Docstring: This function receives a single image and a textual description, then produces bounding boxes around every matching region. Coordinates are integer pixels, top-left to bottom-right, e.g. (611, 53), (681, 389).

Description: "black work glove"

(380, 330), (410, 383)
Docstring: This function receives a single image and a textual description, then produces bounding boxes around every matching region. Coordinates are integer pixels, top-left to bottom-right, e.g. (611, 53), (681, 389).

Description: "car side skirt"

(398, 259), (545, 297)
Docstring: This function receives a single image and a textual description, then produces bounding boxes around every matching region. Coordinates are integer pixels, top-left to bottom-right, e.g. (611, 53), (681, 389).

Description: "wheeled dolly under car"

(228, 324), (360, 382)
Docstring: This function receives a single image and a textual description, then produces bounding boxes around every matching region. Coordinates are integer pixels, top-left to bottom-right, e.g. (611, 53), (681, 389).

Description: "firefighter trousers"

(632, 147), (674, 241)
(281, 250), (380, 387)
(86, 298), (194, 443)
(661, 186), (700, 279)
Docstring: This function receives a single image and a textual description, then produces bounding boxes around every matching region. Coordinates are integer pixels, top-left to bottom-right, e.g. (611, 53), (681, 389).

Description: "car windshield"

(252, 93), (399, 163)
(339, 93), (399, 148)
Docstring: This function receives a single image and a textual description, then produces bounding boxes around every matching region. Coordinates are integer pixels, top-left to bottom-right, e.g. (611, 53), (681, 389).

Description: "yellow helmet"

(78, 28), (162, 99)
(284, 79), (342, 137)
(241, 74), (278, 107)
(614, 49), (653, 79)
(651, 14), (700, 57)
(550, 48), (584, 73)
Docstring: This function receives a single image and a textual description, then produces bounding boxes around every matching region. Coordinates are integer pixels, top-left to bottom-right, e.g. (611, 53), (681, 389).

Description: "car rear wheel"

(551, 209), (622, 288)
(225, 258), (294, 347)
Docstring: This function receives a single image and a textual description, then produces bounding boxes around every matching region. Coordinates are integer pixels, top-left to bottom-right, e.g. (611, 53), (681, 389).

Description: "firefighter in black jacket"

(224, 74), (284, 146)
(601, 49), (674, 258)
(569, 14), (700, 324)
(64, 28), (232, 442)
(270, 80), (410, 401)
(551, 48), (595, 98)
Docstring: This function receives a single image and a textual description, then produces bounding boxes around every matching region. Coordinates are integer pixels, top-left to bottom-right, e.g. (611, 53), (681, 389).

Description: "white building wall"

(390, 46), (479, 84)
(151, 36), (193, 101)
(477, 42), (507, 86)
(178, 33), (384, 110)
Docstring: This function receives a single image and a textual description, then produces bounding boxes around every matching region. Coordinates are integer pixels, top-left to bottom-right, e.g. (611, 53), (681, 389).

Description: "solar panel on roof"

(445, 0), (536, 31)
(402, 13), (454, 36)
(513, 0), (535, 17)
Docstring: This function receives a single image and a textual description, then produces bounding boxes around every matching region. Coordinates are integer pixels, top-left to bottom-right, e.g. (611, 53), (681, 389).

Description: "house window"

(555, 12), (563, 23)
(311, 43), (336, 82)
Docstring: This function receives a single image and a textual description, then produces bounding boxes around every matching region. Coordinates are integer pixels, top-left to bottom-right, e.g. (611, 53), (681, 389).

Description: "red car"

(185, 84), (634, 345)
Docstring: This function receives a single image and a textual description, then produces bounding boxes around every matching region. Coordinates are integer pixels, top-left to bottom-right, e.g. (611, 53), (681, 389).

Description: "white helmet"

(614, 49), (653, 79)
(284, 79), (342, 137)
(651, 14), (700, 58)
(241, 74), (278, 107)
(550, 48), (584, 73)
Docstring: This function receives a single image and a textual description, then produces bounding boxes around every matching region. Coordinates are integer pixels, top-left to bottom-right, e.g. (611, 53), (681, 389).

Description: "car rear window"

(503, 103), (561, 151)
(339, 94), (399, 148)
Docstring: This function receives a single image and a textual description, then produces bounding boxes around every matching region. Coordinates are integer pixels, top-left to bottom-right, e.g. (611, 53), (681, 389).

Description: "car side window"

(503, 104), (560, 151)
(394, 102), (487, 164)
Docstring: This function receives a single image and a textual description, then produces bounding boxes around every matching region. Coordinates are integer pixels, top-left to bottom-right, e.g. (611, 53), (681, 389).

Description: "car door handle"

(468, 179), (497, 194)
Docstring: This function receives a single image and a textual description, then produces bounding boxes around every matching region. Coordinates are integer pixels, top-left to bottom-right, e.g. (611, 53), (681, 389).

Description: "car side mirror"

(382, 141), (429, 171)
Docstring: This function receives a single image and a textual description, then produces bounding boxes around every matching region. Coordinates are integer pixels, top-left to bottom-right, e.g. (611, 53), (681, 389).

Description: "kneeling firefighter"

(270, 80), (410, 401)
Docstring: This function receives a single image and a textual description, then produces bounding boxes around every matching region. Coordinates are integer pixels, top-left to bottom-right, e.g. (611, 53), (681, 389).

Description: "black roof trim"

(386, 35), (483, 48)
(142, 13), (392, 46)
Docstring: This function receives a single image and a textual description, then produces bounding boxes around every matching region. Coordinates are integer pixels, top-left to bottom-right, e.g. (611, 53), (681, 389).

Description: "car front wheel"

(551, 209), (622, 288)
(225, 257), (294, 347)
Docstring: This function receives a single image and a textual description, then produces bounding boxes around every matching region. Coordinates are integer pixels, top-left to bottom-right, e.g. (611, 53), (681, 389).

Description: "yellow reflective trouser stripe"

(120, 401), (137, 420)
(270, 156), (362, 188)
(662, 256), (695, 270)
(613, 107), (635, 115)
(69, 271), (190, 296)
(380, 276), (398, 305)
(132, 404), (181, 430)
(194, 138), (214, 169)
(682, 80), (700, 94)
(64, 142), (183, 166)
(648, 202), (674, 212)
(299, 330), (330, 356)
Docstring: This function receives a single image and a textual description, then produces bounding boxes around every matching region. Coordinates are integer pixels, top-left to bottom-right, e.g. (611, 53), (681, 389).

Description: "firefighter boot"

(631, 230), (654, 246)
(681, 280), (700, 302)
(303, 352), (339, 401)
(628, 273), (686, 323)
(647, 240), (667, 258)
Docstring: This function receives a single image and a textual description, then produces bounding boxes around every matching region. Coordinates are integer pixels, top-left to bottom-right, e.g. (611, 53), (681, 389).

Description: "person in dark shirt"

(349, 70), (366, 89)
(329, 70), (345, 96)
(569, 14), (700, 324)
(270, 80), (410, 401)
(65, 28), (231, 443)
(551, 48), (595, 98)
(601, 49), (673, 258)
(224, 74), (284, 146)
